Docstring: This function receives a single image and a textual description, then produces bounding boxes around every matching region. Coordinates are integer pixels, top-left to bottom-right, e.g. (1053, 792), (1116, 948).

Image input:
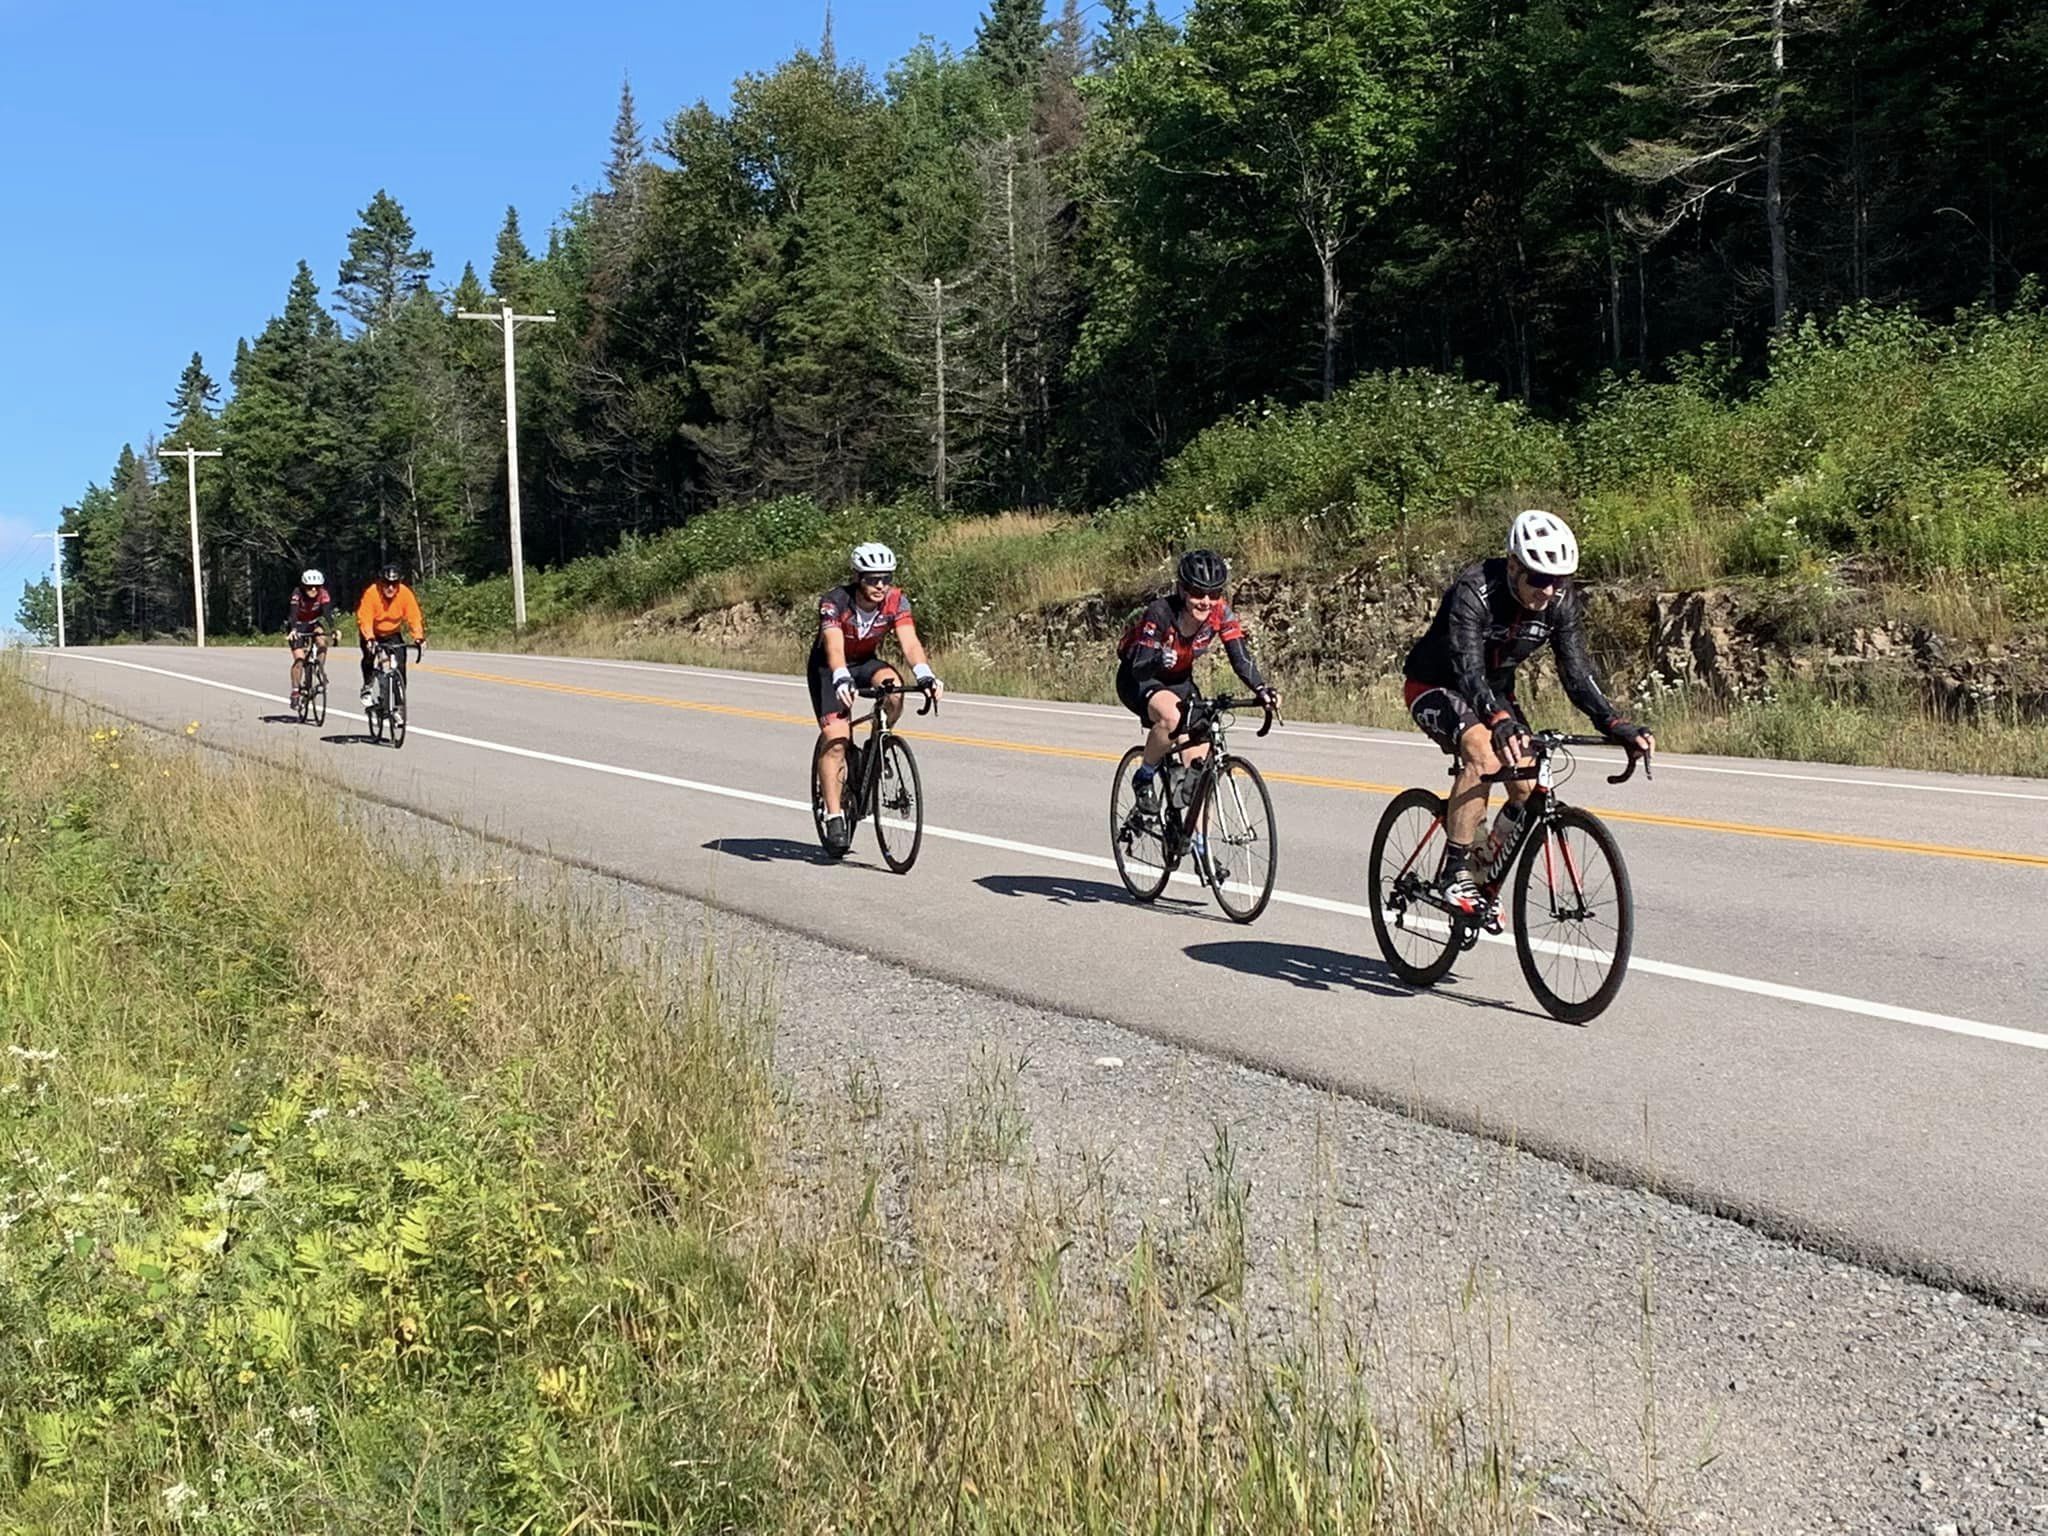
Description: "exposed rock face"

(652, 566), (2048, 724)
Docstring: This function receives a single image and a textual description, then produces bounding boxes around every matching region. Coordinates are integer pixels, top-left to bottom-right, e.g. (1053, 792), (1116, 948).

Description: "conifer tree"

(335, 190), (434, 331)
(491, 206), (532, 299)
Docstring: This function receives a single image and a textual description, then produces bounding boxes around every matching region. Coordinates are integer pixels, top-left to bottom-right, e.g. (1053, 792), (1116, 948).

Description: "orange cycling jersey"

(357, 583), (425, 642)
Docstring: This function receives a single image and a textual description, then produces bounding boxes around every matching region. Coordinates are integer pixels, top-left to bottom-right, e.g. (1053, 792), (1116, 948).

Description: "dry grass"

(0, 672), (1543, 1533)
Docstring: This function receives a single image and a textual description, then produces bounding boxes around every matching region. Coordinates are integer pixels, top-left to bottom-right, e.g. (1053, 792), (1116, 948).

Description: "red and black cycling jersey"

(815, 584), (915, 665)
(1116, 594), (1266, 691)
(1402, 558), (1617, 727)
(285, 587), (334, 628)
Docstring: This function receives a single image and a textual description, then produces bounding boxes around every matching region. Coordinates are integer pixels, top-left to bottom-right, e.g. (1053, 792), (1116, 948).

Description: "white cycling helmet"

(301, 568), (325, 587)
(850, 541), (898, 576)
(1506, 510), (1578, 577)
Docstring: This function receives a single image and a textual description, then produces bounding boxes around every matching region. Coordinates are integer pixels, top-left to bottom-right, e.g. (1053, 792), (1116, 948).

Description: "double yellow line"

(418, 663), (2048, 870)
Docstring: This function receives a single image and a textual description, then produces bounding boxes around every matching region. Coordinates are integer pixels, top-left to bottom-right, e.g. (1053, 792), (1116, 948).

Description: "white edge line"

(42, 650), (2048, 1054)
(445, 650), (2048, 802)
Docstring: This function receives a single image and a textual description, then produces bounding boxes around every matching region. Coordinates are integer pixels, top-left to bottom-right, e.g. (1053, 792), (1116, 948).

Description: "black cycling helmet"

(1176, 548), (1229, 595)
(378, 562), (404, 584)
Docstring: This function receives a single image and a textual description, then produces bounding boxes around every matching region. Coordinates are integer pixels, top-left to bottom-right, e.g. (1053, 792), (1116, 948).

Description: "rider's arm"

(1123, 603), (1171, 689)
(1216, 607), (1268, 693)
(355, 589), (379, 640)
(1445, 576), (1512, 720)
(1550, 593), (1623, 732)
(400, 588), (425, 642)
(896, 618), (935, 679)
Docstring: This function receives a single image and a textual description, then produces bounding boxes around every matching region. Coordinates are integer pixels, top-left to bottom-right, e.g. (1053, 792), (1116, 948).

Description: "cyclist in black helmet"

(1113, 549), (1279, 814)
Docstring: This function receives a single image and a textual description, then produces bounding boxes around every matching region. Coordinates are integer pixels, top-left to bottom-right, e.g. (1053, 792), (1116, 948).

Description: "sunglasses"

(1517, 567), (1566, 591)
(858, 572), (895, 586)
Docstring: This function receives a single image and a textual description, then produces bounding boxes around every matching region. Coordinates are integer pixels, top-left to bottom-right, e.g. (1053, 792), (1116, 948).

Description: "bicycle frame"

(838, 680), (936, 823)
(1386, 732), (1647, 924)
(1157, 692), (1274, 854)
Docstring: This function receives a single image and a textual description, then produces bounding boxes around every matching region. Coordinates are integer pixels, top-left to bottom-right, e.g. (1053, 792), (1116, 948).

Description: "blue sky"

(0, 0), (995, 624)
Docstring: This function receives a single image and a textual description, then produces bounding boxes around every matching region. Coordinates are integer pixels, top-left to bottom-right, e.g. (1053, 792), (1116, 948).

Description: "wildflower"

(164, 1481), (200, 1518)
(305, 1106), (331, 1124)
(213, 1170), (267, 1203)
(286, 1404), (319, 1428)
(185, 721), (200, 735)
(7, 1045), (60, 1065)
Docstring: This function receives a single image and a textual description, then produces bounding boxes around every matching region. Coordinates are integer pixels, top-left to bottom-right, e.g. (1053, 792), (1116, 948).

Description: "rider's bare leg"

(817, 716), (851, 817)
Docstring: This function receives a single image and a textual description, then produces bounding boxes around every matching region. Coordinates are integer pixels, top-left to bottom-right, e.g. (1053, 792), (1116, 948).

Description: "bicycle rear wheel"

(1367, 788), (1463, 988)
(872, 737), (924, 873)
(810, 736), (852, 858)
(1109, 746), (1174, 902)
(1512, 806), (1634, 1023)
(1198, 755), (1277, 923)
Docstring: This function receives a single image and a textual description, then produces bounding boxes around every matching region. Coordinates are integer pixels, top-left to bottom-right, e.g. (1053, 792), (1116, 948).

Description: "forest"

(19, 0), (2048, 643)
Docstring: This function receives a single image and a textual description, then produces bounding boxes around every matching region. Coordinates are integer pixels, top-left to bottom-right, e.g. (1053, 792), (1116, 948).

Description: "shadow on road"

(260, 713), (309, 725)
(1183, 941), (1416, 997)
(977, 872), (1192, 909)
(702, 836), (838, 867)
(320, 732), (387, 748)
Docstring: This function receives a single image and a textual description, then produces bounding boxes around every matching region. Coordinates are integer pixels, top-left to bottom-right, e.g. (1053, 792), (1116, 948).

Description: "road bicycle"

(290, 626), (331, 727)
(1109, 691), (1279, 923)
(810, 679), (937, 872)
(365, 638), (421, 749)
(1367, 730), (1649, 1023)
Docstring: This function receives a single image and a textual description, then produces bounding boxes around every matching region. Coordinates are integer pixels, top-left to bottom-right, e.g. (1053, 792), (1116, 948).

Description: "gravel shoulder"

(346, 797), (2048, 1536)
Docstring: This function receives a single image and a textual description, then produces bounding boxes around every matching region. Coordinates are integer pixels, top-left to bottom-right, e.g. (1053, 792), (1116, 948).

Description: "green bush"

(1105, 369), (1567, 559)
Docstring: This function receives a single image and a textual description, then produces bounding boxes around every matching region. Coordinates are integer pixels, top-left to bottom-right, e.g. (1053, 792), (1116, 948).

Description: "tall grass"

(0, 676), (1535, 1532)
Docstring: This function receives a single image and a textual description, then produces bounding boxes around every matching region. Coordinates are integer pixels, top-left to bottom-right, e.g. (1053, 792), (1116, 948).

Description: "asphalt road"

(28, 643), (2048, 1305)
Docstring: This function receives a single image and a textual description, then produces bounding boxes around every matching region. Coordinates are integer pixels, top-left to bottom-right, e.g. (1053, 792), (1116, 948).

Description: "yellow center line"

(418, 663), (2048, 870)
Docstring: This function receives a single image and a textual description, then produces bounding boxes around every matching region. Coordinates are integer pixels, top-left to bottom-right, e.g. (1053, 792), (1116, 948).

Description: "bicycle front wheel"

(309, 674), (328, 727)
(1109, 746), (1173, 902)
(1368, 788), (1462, 988)
(1198, 755), (1277, 923)
(389, 678), (407, 749)
(872, 736), (924, 873)
(1512, 805), (1634, 1024)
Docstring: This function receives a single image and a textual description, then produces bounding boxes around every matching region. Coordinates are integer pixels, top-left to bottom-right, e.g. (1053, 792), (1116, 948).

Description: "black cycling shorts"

(1406, 683), (1523, 755)
(1114, 663), (1195, 723)
(807, 648), (893, 722)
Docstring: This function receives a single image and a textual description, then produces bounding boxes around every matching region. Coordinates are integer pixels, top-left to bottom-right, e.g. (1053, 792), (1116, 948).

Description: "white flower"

(164, 1481), (201, 1517)
(213, 1170), (267, 1202)
(6, 1045), (60, 1065)
(305, 1106), (331, 1124)
(286, 1404), (319, 1428)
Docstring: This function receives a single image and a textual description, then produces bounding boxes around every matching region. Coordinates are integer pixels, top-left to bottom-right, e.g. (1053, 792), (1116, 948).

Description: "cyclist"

(811, 542), (942, 853)
(355, 562), (426, 717)
(1115, 549), (1279, 815)
(284, 569), (335, 711)
(1402, 509), (1653, 915)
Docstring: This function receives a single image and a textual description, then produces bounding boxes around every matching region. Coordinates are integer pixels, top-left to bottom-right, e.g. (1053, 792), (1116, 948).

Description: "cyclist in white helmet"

(283, 568), (336, 711)
(809, 542), (943, 853)
(1401, 510), (1654, 914)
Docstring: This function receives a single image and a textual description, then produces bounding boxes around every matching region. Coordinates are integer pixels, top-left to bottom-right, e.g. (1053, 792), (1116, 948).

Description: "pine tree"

(491, 206), (532, 299)
(607, 75), (647, 194)
(335, 190), (433, 331)
(167, 352), (219, 427)
(976, 0), (1049, 95)
(15, 578), (57, 644)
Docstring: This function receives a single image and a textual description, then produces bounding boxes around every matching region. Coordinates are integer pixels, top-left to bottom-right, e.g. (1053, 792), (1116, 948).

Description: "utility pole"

(39, 530), (78, 648)
(158, 444), (222, 646)
(457, 300), (556, 630)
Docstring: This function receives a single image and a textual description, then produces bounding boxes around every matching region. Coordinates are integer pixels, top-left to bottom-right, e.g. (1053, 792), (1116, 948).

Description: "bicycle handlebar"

(856, 678), (939, 716)
(1481, 729), (1653, 785)
(1171, 692), (1280, 746)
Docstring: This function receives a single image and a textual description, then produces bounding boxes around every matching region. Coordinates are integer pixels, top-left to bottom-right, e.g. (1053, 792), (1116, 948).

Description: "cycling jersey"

(816, 584), (914, 665)
(357, 583), (425, 642)
(286, 587), (334, 627)
(1402, 558), (1616, 727)
(1116, 594), (1266, 691)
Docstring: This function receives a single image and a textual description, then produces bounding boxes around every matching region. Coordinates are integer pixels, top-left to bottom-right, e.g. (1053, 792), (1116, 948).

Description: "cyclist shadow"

(319, 732), (387, 747)
(976, 872), (1201, 910)
(1183, 942), (1421, 999)
(702, 836), (839, 867)
(259, 713), (306, 725)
